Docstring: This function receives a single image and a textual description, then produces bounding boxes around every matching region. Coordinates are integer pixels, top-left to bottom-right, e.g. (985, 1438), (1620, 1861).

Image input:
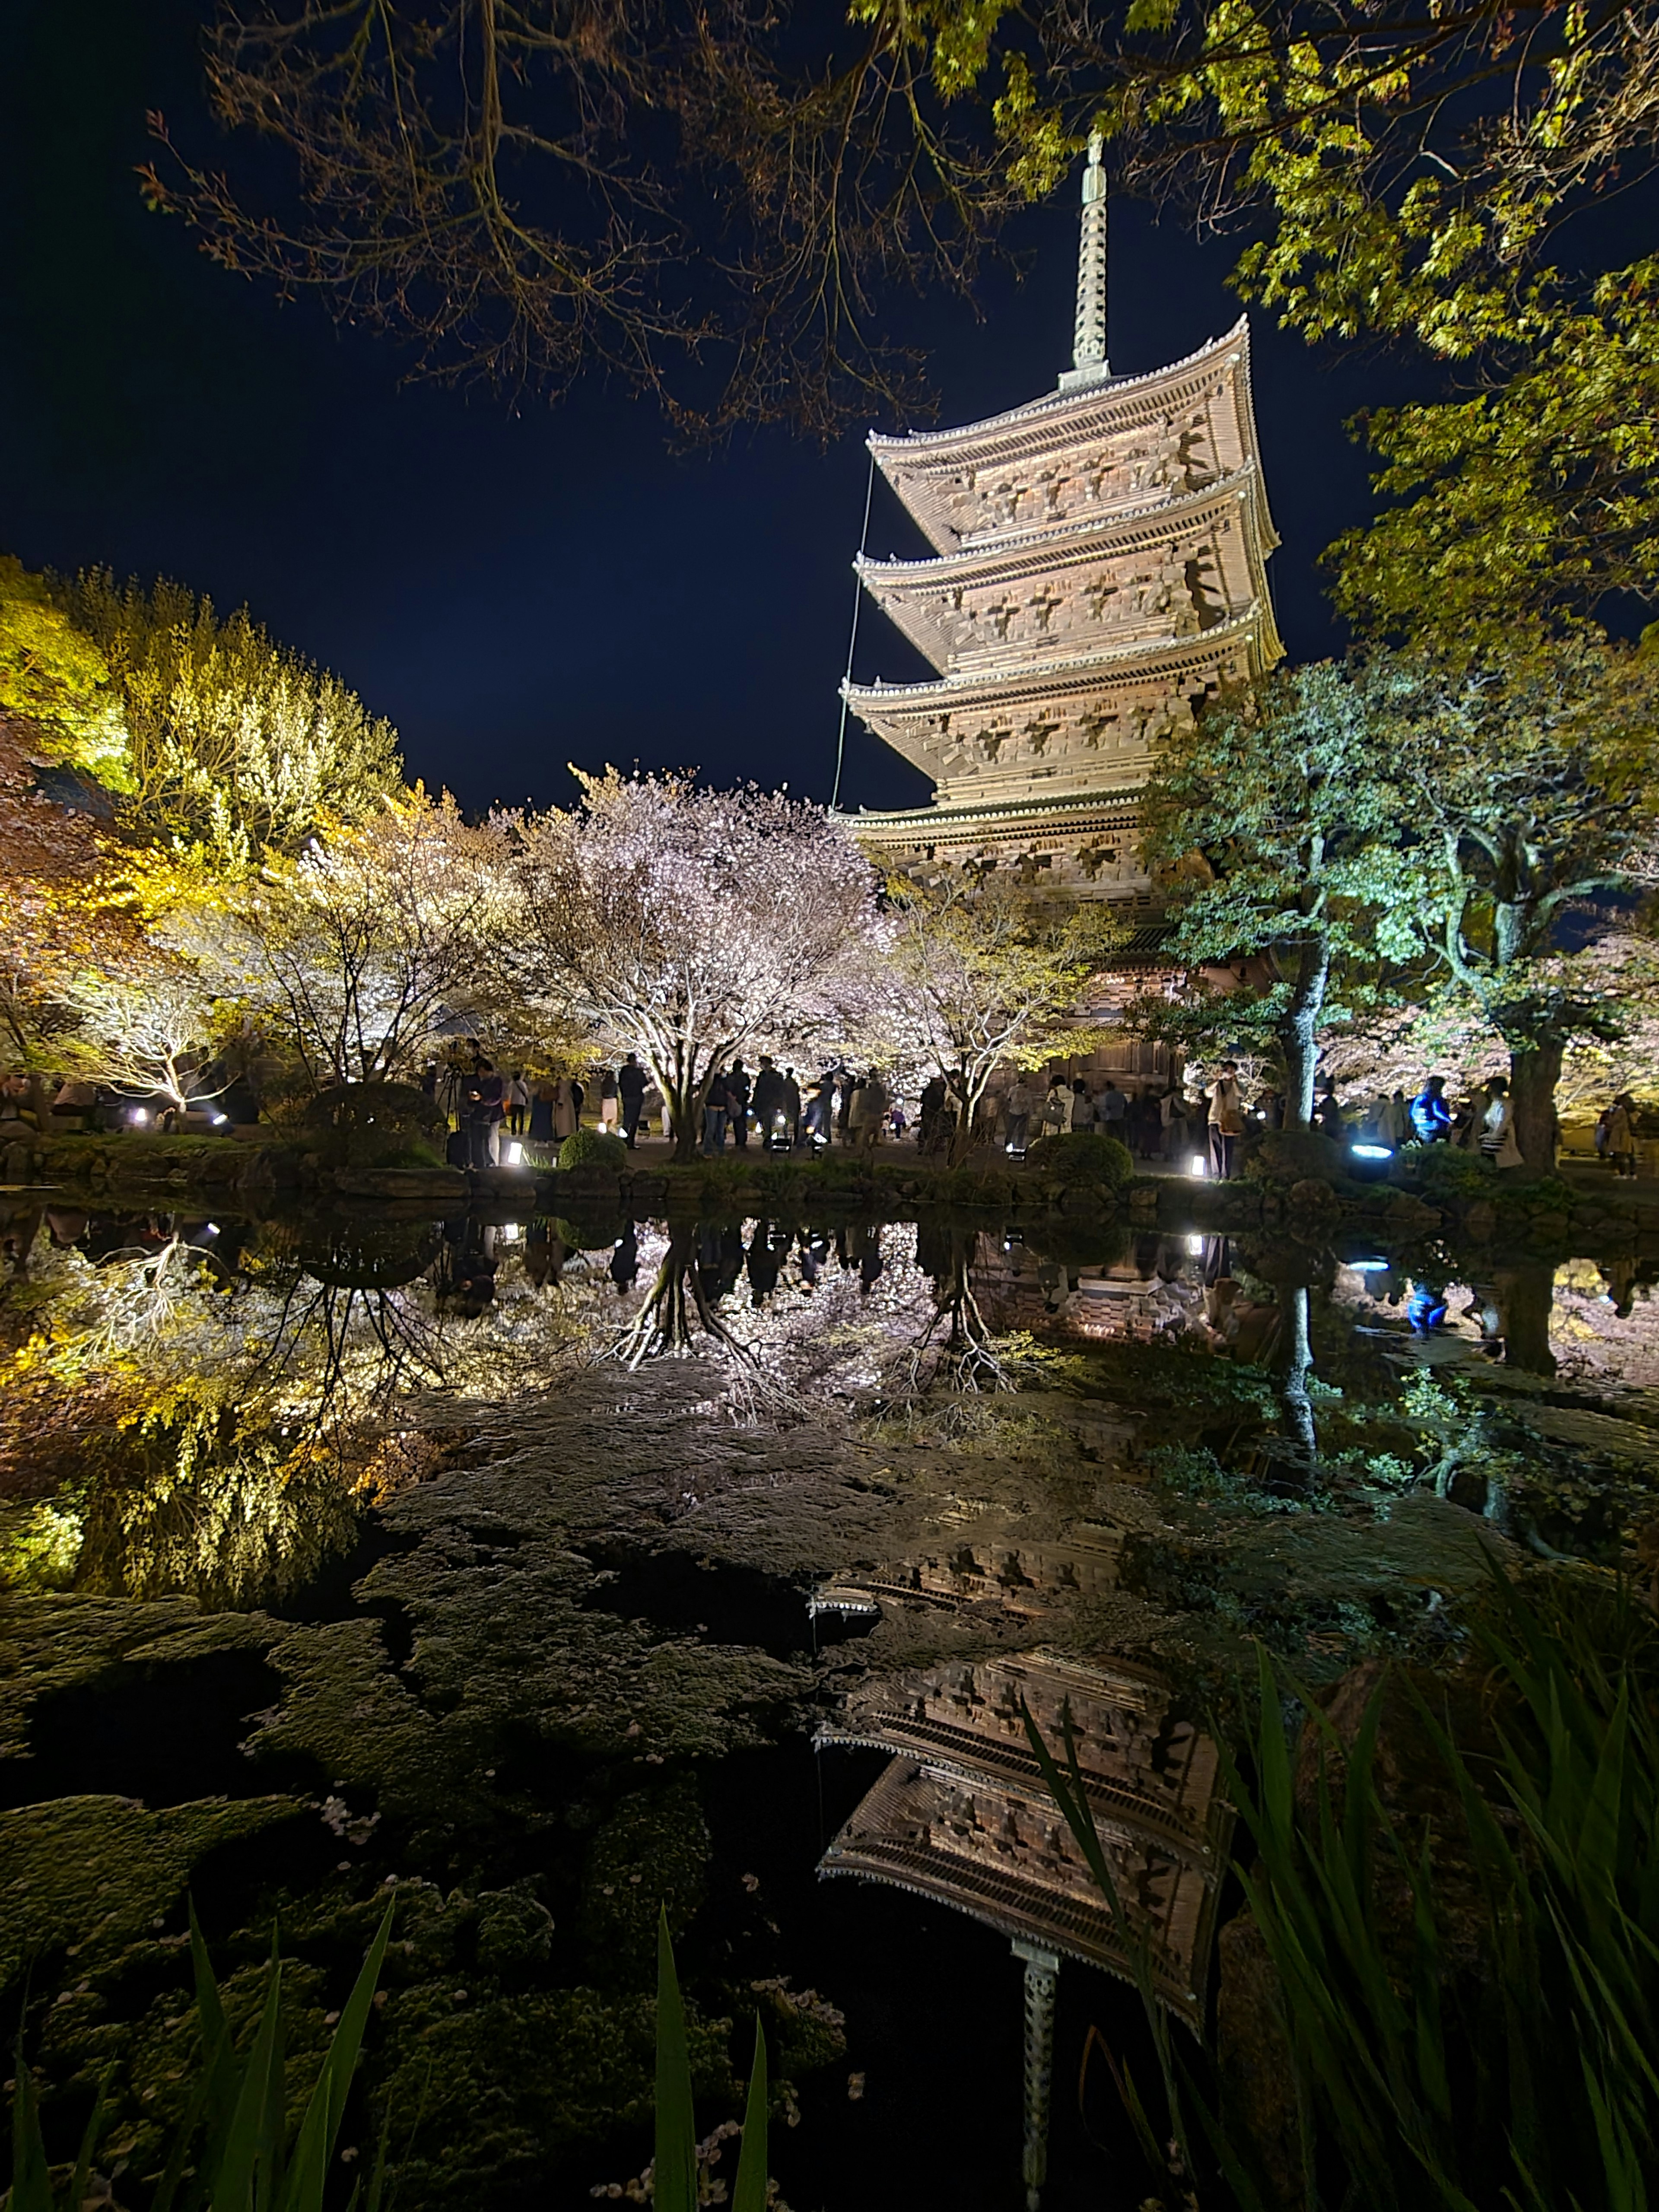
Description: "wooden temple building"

(835, 136), (1281, 909)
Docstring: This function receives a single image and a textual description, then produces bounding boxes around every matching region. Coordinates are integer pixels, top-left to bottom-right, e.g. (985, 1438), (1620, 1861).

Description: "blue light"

(1348, 1258), (1391, 1274)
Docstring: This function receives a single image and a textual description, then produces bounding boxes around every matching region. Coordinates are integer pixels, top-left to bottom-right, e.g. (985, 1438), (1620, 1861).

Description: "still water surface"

(3, 1196), (1656, 2207)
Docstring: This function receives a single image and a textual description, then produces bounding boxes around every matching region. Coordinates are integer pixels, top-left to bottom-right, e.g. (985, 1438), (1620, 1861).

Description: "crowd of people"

(6, 1037), (1649, 1182)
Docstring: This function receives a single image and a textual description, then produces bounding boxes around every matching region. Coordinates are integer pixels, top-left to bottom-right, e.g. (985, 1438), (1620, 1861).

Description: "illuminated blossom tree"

(63, 958), (226, 1116)
(882, 869), (1116, 1162)
(510, 772), (881, 1163)
(179, 788), (510, 1093)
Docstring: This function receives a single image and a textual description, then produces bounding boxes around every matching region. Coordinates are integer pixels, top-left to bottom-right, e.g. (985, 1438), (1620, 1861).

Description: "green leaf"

(731, 2013), (769, 2212)
(653, 1908), (697, 2212)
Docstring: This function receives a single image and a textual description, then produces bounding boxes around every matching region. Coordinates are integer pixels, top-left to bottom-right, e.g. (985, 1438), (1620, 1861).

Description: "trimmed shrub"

(299, 1081), (446, 1167)
(1023, 1131), (1134, 1191)
(557, 1125), (629, 1172)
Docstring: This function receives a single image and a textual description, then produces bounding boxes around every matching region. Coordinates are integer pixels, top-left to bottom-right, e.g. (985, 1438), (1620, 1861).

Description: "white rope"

(830, 447), (878, 812)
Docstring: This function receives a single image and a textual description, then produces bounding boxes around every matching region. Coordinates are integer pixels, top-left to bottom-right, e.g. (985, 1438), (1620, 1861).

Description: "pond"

(3, 1190), (1657, 2209)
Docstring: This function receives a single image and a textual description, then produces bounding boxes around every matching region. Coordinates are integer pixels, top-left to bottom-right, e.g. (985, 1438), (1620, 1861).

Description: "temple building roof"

(867, 319), (1278, 560)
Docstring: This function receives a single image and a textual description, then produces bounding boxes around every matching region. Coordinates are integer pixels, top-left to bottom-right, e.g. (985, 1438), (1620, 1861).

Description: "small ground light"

(1350, 1142), (1393, 1160)
(503, 1141), (523, 1166)
(500, 1221), (521, 1243)
(1190, 1153), (1208, 1176)
(1186, 1234), (1205, 1255)
(130, 1107), (148, 1125)
(1348, 1258), (1391, 1274)
(211, 1112), (229, 1125)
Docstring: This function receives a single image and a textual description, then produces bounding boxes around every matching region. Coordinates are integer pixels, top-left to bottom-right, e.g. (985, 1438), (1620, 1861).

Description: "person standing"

(1042, 1076), (1073, 1135)
(780, 1066), (803, 1149)
(752, 1057), (784, 1148)
(597, 1067), (620, 1131)
(702, 1068), (732, 1155)
(859, 1071), (890, 1150)
(1004, 1074), (1036, 1157)
(506, 1070), (530, 1136)
(1069, 1081), (1096, 1134)
(553, 1076), (578, 1144)
(1313, 1078), (1345, 1139)
(1208, 1061), (1244, 1179)
(1607, 1092), (1639, 1178)
(528, 1079), (556, 1147)
(617, 1054), (648, 1147)
(1476, 1075), (1522, 1169)
(727, 1059), (752, 1148)
(1409, 1077), (1453, 1144)
(1096, 1079), (1128, 1141)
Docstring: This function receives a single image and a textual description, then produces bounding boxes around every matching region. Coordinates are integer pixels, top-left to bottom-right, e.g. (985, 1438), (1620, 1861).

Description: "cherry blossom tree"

(509, 771), (882, 1163)
(881, 869), (1119, 1163)
(177, 788), (511, 1093)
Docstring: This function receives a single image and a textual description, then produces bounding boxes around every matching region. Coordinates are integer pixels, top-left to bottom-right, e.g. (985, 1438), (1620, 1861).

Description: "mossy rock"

(300, 1082), (446, 1169)
(1023, 1131), (1134, 1191)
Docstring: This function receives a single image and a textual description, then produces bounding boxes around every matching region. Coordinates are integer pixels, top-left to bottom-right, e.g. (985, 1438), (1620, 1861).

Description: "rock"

(1461, 1200), (1497, 1242)
(1526, 1211), (1571, 1243)
(3, 1140), (32, 1185)
(334, 1167), (468, 1200)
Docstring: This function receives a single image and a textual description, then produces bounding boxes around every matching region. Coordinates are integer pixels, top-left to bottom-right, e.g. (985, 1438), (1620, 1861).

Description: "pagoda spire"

(1058, 133), (1110, 392)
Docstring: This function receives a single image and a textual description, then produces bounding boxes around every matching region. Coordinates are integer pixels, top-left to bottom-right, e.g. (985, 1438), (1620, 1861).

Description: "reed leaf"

(653, 1908), (697, 2212)
(731, 2013), (769, 2212)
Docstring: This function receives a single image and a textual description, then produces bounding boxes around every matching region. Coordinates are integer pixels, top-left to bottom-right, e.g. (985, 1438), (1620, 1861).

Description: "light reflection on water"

(2, 1194), (1658, 2206)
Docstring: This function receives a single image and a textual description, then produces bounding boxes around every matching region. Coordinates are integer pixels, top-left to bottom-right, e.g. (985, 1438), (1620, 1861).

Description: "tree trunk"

(1278, 938), (1330, 1132)
(1493, 1262), (1557, 1377)
(1506, 1034), (1563, 1176)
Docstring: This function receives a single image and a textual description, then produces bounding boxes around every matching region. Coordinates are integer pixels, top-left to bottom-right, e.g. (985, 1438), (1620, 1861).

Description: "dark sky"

(3, 0), (1435, 820)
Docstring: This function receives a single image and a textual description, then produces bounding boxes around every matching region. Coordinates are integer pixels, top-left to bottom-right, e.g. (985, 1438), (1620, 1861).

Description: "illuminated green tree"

(1135, 662), (1417, 1128)
(53, 569), (403, 857)
(883, 869), (1118, 1160)
(1383, 632), (1659, 1169)
(0, 555), (131, 787)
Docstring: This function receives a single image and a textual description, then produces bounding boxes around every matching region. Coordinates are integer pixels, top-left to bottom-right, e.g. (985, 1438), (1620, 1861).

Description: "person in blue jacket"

(1409, 1075), (1453, 1143)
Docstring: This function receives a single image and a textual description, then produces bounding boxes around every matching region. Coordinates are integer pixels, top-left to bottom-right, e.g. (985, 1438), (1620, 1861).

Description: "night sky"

(3, 0), (1439, 820)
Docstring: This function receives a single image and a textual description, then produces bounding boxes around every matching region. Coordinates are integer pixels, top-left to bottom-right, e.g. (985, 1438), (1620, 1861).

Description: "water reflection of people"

(440, 1215), (499, 1314)
(1407, 1281), (1449, 1334)
(609, 1222), (640, 1293)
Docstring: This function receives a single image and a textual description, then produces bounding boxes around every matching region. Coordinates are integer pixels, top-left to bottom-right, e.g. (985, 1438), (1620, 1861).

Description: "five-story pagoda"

(836, 138), (1281, 907)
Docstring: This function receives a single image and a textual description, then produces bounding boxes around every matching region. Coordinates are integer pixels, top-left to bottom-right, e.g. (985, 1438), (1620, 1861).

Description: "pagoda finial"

(1059, 133), (1110, 392)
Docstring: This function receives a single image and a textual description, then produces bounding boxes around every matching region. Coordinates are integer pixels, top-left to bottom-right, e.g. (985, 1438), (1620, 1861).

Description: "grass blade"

(731, 2012), (769, 2212)
(653, 1908), (697, 2212)
(8, 2043), (54, 2212)
(279, 1904), (394, 2212)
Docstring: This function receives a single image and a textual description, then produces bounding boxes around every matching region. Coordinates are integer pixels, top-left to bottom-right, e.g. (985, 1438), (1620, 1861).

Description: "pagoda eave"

(843, 604), (1275, 731)
(856, 464), (1274, 594)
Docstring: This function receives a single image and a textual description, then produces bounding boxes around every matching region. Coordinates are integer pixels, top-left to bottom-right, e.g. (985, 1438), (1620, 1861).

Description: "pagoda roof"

(833, 785), (1149, 838)
(844, 606), (1274, 739)
(869, 318), (1278, 558)
(855, 468), (1277, 677)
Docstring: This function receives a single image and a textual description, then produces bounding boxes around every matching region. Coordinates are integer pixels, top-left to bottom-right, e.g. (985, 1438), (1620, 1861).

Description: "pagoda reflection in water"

(815, 1533), (1233, 2207)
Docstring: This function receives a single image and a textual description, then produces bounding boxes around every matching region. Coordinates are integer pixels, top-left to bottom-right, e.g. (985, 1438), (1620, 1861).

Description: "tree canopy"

(53, 569), (404, 859)
(883, 868), (1118, 1156)
(1135, 660), (1417, 1126)
(510, 770), (882, 1160)
(143, 0), (1659, 635)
